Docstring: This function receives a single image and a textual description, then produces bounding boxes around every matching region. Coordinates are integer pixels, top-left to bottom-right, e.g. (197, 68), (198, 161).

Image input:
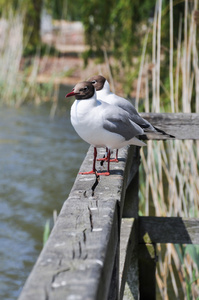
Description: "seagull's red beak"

(65, 89), (78, 98)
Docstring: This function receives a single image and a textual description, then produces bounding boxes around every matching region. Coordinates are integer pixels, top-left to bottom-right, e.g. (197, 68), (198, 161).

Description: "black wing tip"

(140, 124), (151, 129)
(153, 126), (175, 138)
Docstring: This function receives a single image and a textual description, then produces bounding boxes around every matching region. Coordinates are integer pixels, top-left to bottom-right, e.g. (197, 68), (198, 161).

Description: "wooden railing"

(18, 113), (199, 300)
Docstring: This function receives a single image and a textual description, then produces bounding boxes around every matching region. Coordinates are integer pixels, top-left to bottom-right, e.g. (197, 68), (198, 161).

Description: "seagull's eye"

(79, 87), (88, 92)
(92, 80), (96, 84)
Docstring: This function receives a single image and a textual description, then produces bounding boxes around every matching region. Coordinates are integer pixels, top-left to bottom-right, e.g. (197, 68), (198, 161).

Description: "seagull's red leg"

(98, 148), (118, 163)
(107, 149), (111, 173)
(110, 149), (119, 162)
(97, 147), (108, 161)
(79, 147), (97, 175)
(97, 149), (110, 176)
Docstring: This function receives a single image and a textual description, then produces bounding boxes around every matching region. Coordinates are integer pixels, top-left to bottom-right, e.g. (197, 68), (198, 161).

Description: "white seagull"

(65, 81), (146, 176)
(88, 75), (174, 161)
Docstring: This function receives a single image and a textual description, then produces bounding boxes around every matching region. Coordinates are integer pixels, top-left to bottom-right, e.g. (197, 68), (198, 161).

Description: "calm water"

(0, 87), (88, 300)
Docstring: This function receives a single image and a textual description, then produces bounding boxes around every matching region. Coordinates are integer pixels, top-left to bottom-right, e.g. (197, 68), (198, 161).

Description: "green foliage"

(185, 245), (199, 271)
(0, 0), (18, 15)
(73, 0), (155, 96)
(80, 0), (154, 62)
(22, 0), (43, 55)
(44, 0), (76, 20)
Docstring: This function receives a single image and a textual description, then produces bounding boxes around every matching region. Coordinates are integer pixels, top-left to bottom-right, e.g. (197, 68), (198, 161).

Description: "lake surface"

(0, 86), (88, 300)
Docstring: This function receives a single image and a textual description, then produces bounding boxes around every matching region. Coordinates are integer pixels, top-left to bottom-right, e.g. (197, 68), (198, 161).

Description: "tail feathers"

(153, 126), (175, 138)
(131, 137), (147, 147)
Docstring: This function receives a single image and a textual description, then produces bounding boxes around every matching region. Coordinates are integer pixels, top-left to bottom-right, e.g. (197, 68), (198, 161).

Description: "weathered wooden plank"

(123, 147), (140, 218)
(122, 155), (140, 300)
(138, 243), (156, 300)
(108, 242), (119, 300)
(18, 145), (136, 300)
(119, 218), (136, 300)
(140, 112), (199, 140)
(19, 198), (119, 300)
(139, 217), (199, 244)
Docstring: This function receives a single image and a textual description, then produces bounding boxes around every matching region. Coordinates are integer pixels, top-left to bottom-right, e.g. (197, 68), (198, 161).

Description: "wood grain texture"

(140, 112), (199, 140)
(18, 145), (139, 300)
(121, 165), (140, 300)
(139, 217), (199, 244)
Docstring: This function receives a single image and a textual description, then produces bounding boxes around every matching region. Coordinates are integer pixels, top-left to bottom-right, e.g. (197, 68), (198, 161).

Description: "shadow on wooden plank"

(139, 217), (199, 244)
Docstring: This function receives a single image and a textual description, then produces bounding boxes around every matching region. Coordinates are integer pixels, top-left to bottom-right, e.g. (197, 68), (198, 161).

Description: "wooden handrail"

(140, 112), (199, 140)
(18, 113), (199, 300)
(18, 146), (139, 300)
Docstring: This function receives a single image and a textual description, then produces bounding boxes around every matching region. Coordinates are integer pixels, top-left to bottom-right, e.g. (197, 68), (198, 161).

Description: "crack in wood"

(83, 253), (88, 260)
(88, 206), (93, 232)
(91, 173), (100, 196)
(72, 249), (75, 259)
(51, 268), (71, 289)
(78, 241), (82, 258)
(100, 155), (105, 166)
(58, 258), (62, 267)
(83, 229), (87, 243)
(44, 286), (49, 300)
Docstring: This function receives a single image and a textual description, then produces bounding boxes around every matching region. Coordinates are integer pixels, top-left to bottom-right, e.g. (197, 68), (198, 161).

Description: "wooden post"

(121, 146), (157, 299)
(121, 146), (140, 300)
(108, 241), (120, 300)
(138, 239), (156, 299)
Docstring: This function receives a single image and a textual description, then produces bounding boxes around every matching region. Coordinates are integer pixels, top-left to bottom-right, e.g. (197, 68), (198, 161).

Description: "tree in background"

(80, 0), (154, 63)
(77, 0), (185, 96)
(23, 0), (43, 55)
(0, 0), (186, 91)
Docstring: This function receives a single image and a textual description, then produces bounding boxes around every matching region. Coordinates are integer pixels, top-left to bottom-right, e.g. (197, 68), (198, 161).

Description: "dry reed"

(0, 12), (55, 107)
(136, 0), (199, 298)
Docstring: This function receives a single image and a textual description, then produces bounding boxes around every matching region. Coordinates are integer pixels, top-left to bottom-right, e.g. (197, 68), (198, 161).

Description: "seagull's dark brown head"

(88, 75), (106, 91)
(65, 81), (95, 100)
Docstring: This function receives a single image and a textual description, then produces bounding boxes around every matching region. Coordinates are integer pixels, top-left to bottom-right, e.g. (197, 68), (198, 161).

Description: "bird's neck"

(97, 80), (111, 99)
(76, 97), (96, 107)
(73, 94), (98, 118)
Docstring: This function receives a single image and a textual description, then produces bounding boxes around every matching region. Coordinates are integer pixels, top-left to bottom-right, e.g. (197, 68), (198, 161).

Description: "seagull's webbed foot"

(79, 170), (110, 176)
(97, 157), (119, 163)
(110, 158), (119, 163)
(97, 157), (106, 161)
(79, 170), (96, 175)
(97, 149), (119, 163)
(96, 171), (110, 176)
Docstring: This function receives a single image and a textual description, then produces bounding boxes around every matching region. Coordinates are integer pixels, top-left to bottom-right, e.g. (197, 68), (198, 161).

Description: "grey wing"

(110, 95), (152, 130)
(112, 95), (174, 135)
(117, 101), (153, 130)
(102, 108), (144, 141)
